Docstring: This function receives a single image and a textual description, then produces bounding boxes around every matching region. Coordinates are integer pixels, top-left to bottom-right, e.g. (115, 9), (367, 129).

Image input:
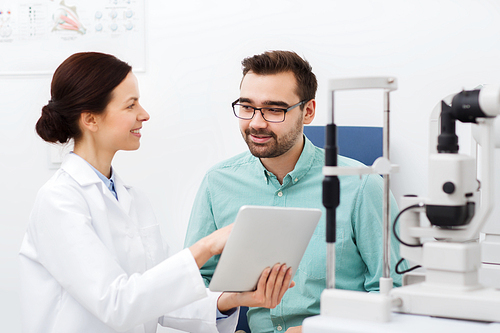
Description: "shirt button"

(277, 325), (283, 331)
(277, 191), (283, 197)
(294, 178), (298, 182)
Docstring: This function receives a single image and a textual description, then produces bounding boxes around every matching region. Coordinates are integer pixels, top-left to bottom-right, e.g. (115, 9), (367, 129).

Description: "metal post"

(383, 89), (391, 279)
(326, 90), (337, 290)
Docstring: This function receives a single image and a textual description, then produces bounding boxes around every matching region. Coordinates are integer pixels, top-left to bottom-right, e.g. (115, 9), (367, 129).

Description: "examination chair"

(304, 125), (383, 166)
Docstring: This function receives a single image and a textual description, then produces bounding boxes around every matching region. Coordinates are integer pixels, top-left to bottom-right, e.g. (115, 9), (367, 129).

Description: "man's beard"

(243, 116), (303, 158)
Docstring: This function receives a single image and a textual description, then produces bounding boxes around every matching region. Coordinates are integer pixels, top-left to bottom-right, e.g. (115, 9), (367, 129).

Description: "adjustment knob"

(443, 182), (455, 194)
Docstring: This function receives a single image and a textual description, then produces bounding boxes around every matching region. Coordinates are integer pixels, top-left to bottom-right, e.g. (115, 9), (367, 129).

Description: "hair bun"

(36, 102), (71, 143)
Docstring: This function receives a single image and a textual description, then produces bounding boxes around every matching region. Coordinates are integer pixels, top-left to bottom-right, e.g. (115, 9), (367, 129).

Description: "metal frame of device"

(321, 77), (399, 322)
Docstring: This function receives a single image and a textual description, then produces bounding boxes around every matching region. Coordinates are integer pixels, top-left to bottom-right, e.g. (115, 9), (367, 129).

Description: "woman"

(19, 52), (293, 333)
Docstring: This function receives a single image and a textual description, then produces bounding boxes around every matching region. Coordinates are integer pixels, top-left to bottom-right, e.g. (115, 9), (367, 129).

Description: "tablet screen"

(209, 205), (321, 292)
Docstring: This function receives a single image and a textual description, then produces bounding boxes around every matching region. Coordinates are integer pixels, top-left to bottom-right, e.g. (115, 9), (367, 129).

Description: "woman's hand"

(217, 263), (295, 313)
(189, 224), (233, 268)
(285, 326), (302, 333)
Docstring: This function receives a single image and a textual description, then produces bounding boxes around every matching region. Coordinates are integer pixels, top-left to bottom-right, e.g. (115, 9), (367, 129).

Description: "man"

(184, 50), (404, 333)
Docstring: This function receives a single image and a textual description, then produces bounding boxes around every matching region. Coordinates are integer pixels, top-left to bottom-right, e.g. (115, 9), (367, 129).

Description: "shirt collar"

(69, 152), (115, 188)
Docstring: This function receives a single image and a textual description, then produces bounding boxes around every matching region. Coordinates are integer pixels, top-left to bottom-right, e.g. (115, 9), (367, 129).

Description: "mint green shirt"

(184, 136), (404, 333)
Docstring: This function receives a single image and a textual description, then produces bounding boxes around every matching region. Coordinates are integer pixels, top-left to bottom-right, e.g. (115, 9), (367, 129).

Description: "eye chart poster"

(0, 0), (146, 74)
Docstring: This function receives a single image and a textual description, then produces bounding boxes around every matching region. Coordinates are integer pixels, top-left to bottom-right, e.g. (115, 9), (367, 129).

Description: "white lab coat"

(19, 154), (238, 333)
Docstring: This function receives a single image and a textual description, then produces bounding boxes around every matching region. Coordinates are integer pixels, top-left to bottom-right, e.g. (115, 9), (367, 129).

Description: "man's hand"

(217, 263), (295, 312)
(285, 326), (302, 333)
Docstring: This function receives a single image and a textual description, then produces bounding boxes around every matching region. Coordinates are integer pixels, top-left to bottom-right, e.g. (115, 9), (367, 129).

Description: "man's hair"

(241, 50), (317, 104)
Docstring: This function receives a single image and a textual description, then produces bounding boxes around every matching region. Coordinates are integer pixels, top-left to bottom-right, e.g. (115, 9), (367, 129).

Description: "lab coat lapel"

(61, 154), (101, 188)
(113, 173), (132, 215)
(62, 154), (133, 217)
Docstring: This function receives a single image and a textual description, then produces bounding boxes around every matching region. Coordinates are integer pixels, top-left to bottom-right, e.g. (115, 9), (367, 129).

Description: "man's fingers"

(271, 264), (288, 305)
(257, 267), (271, 296)
(265, 264), (281, 301)
(277, 267), (293, 302)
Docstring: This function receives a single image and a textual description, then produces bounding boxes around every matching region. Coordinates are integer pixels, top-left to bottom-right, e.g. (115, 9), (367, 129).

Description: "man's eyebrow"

(262, 100), (289, 108)
(238, 97), (289, 108)
(238, 97), (253, 104)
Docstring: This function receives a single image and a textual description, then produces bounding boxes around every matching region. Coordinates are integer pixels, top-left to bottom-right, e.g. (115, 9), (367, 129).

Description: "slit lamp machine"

(303, 77), (500, 332)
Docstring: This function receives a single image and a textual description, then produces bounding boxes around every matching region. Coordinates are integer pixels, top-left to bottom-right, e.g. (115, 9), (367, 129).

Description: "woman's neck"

(73, 142), (114, 178)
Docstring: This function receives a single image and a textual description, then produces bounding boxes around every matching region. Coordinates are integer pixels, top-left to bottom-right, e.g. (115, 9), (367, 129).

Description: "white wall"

(2, 0), (500, 331)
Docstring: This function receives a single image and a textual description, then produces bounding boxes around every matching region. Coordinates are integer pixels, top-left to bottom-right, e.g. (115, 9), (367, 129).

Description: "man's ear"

(79, 112), (99, 132)
(303, 99), (316, 125)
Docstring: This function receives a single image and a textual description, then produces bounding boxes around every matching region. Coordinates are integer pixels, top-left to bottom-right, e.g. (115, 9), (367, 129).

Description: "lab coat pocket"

(139, 224), (167, 269)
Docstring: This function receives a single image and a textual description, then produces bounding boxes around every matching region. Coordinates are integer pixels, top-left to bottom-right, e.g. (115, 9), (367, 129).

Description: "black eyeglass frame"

(232, 99), (307, 123)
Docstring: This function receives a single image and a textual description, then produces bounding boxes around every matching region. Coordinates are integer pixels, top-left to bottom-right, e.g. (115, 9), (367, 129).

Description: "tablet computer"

(208, 205), (322, 292)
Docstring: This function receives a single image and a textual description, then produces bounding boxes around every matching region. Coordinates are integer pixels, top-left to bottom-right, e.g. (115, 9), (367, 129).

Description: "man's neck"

(260, 137), (305, 185)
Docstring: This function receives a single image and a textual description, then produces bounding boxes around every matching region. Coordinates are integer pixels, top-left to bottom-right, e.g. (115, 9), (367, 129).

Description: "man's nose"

(249, 110), (267, 129)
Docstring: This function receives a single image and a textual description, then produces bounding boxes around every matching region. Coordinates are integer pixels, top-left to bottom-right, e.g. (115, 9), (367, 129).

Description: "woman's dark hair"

(241, 50), (317, 105)
(36, 52), (132, 143)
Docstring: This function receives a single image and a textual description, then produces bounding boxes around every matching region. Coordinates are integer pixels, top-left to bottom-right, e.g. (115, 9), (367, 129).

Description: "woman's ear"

(79, 112), (99, 132)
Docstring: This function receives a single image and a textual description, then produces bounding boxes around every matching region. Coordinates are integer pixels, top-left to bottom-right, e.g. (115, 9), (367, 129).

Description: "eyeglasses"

(232, 99), (307, 123)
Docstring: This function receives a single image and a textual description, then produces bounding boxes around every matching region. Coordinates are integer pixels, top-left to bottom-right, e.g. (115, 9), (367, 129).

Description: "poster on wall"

(0, 0), (146, 75)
